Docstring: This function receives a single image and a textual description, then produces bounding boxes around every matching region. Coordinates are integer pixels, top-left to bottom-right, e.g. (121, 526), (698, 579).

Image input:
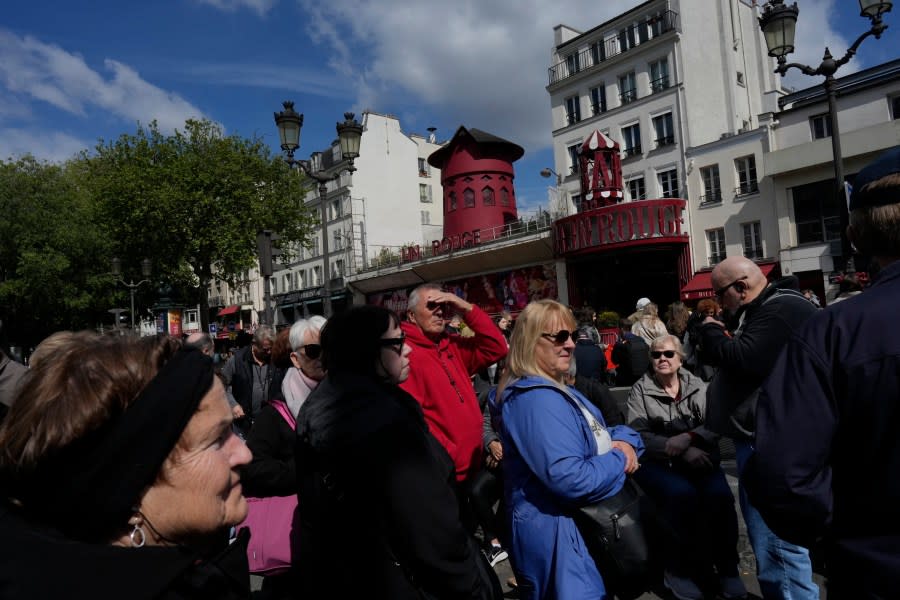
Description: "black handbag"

(572, 477), (651, 592)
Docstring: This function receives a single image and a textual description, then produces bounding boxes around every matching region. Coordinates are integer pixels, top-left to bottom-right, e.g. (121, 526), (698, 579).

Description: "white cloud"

(177, 61), (349, 99)
(193, 0), (278, 17)
(779, 0), (859, 91)
(0, 128), (91, 163)
(295, 0), (858, 152)
(0, 28), (208, 133)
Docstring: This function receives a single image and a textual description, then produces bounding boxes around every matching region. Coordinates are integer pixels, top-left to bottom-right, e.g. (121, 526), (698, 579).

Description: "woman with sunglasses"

(625, 335), (745, 600)
(294, 305), (498, 599)
(492, 299), (643, 600)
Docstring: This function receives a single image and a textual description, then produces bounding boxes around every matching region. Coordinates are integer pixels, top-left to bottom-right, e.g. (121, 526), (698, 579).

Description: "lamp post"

(111, 258), (152, 333)
(274, 101), (362, 317)
(758, 0), (892, 270)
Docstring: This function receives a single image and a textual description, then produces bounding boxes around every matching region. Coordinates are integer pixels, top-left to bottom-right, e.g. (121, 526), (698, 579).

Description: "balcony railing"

(709, 253), (726, 266)
(699, 192), (723, 205)
(650, 76), (670, 93)
(655, 135), (675, 147)
(566, 112), (581, 125)
(619, 89), (637, 105)
(548, 10), (678, 85)
(622, 146), (642, 159)
(591, 102), (607, 116)
(744, 248), (763, 260)
(735, 182), (759, 196)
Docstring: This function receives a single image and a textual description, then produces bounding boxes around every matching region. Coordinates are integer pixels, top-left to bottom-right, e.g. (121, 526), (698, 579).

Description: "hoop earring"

(130, 522), (146, 548)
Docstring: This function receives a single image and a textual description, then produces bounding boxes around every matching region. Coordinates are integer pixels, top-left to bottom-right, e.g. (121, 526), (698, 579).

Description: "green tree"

(0, 156), (114, 348)
(81, 119), (315, 330)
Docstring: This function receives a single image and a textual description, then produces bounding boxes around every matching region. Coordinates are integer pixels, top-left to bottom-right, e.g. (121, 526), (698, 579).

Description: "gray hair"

(289, 316), (327, 351)
(253, 325), (275, 346)
(649, 334), (685, 360)
(567, 354), (578, 378)
(407, 283), (442, 312)
(185, 332), (213, 352)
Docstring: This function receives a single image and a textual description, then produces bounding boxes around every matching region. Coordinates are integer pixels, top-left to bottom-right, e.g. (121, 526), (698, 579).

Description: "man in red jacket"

(400, 283), (508, 483)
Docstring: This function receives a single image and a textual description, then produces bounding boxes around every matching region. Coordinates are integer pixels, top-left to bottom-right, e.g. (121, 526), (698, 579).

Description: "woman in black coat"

(294, 305), (494, 600)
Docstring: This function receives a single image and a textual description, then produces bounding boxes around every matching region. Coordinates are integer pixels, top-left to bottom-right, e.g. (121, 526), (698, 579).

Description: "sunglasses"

(540, 330), (576, 344)
(714, 276), (748, 299)
(650, 350), (676, 359)
(297, 344), (322, 359)
(425, 300), (450, 312)
(378, 335), (406, 355)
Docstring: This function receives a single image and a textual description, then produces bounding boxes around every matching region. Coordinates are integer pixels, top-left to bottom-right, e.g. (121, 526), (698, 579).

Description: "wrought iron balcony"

(699, 192), (723, 205)
(619, 89), (638, 105)
(655, 135), (675, 147)
(622, 146), (642, 159)
(650, 76), (670, 93)
(735, 181), (759, 196)
(548, 10), (678, 85)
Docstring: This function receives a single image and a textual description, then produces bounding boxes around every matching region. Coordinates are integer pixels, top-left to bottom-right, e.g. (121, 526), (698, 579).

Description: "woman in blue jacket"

(491, 299), (644, 599)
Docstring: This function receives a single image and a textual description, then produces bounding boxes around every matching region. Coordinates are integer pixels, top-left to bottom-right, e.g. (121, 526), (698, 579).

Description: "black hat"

(849, 145), (900, 211)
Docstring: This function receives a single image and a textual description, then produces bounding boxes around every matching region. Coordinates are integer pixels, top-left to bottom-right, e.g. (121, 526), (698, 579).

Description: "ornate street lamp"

(111, 258), (152, 332)
(274, 101), (363, 317)
(758, 0), (891, 270)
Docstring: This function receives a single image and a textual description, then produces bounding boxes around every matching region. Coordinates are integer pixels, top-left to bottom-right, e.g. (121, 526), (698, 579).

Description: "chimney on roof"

(427, 127), (437, 143)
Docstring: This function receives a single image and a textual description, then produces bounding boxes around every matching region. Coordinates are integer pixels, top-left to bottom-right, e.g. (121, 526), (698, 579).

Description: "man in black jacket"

(220, 325), (275, 435)
(611, 319), (649, 387)
(745, 146), (900, 599)
(700, 257), (818, 600)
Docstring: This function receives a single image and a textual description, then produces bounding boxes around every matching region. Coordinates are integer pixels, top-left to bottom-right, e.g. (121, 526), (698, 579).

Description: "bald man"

(699, 256), (818, 600)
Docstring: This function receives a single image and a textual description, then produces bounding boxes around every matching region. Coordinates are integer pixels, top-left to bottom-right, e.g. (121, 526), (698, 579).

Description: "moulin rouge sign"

(555, 198), (688, 255)
(401, 229), (483, 262)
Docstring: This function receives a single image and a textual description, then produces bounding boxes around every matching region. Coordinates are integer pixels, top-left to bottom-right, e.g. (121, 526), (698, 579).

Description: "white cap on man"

(635, 297), (651, 311)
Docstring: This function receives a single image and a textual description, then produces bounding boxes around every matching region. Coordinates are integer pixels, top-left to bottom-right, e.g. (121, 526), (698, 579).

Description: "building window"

(810, 113), (833, 139)
(482, 186), (495, 206)
(618, 26), (636, 52)
(333, 229), (343, 251)
(649, 58), (669, 92)
(299, 270), (307, 289)
(270, 277), (278, 295)
(742, 221), (763, 260)
(652, 112), (675, 147)
(571, 193), (583, 212)
(567, 144), (581, 174)
(590, 40), (605, 65)
(736, 71), (745, 86)
(700, 165), (722, 204)
(328, 198), (342, 221)
(418, 157), (429, 176)
(658, 169), (679, 198)
(421, 210), (431, 225)
(619, 72), (637, 104)
(463, 187), (475, 208)
(500, 187), (511, 207)
(283, 273), (293, 291)
(735, 155), (758, 195)
(449, 191), (457, 211)
(892, 96), (900, 119)
(419, 183), (432, 203)
(792, 179), (842, 244)
(621, 123), (641, 158)
(311, 236), (319, 257)
(313, 266), (322, 286)
(565, 52), (580, 76)
(332, 259), (344, 279)
(565, 95), (581, 125)
(590, 85), (607, 115)
(707, 228), (726, 265)
(626, 178), (646, 201)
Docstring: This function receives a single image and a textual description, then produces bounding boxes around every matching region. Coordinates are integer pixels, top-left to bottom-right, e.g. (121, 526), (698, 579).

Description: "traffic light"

(256, 230), (284, 278)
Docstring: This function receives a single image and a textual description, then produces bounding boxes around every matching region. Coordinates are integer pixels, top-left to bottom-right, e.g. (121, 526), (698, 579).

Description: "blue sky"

(2, 0), (898, 211)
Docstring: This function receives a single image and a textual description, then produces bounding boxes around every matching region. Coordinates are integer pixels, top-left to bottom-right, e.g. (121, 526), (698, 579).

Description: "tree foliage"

(81, 119), (315, 329)
(0, 156), (114, 348)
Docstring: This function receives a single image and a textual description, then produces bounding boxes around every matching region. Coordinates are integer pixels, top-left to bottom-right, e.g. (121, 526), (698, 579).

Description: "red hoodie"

(400, 306), (508, 481)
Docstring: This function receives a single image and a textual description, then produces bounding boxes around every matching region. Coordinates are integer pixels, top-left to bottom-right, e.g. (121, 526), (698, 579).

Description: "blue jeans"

(735, 440), (819, 600)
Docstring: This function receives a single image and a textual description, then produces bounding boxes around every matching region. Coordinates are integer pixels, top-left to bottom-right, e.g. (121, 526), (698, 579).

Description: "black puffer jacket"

(294, 373), (488, 600)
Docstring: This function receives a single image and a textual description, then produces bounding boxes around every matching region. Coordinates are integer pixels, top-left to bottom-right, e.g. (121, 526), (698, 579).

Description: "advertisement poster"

(366, 263), (558, 317)
(168, 309), (183, 337)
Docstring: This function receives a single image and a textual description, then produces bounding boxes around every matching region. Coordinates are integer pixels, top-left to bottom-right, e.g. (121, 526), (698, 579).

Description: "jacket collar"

(638, 370), (702, 401)
(401, 320), (448, 350)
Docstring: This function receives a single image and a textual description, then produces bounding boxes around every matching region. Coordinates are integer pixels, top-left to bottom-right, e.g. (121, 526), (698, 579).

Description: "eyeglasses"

(650, 350), (676, 359)
(540, 330), (576, 344)
(378, 334), (406, 355)
(714, 276), (748, 299)
(296, 344), (322, 359)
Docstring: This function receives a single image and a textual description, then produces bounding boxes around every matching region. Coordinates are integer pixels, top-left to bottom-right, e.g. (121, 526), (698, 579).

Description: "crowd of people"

(0, 147), (898, 599)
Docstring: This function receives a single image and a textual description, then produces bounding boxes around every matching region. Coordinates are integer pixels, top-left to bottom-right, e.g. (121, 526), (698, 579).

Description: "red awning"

(680, 263), (778, 301)
(217, 305), (240, 316)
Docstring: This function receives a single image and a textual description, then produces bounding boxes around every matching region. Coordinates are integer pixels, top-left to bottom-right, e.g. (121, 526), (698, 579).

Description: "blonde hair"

(497, 299), (576, 398)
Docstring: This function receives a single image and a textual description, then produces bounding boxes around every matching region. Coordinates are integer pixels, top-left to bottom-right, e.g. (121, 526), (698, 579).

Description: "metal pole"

(263, 275), (272, 326)
(824, 76), (851, 270)
(130, 286), (136, 331)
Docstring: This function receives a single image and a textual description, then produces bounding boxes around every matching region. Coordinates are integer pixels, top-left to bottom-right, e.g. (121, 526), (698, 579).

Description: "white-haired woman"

(492, 299), (643, 599)
(626, 334), (745, 600)
(242, 316), (326, 597)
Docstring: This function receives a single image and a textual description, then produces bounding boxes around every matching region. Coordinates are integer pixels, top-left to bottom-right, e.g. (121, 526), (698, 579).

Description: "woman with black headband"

(294, 305), (499, 599)
(0, 332), (253, 599)
(625, 334), (745, 600)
